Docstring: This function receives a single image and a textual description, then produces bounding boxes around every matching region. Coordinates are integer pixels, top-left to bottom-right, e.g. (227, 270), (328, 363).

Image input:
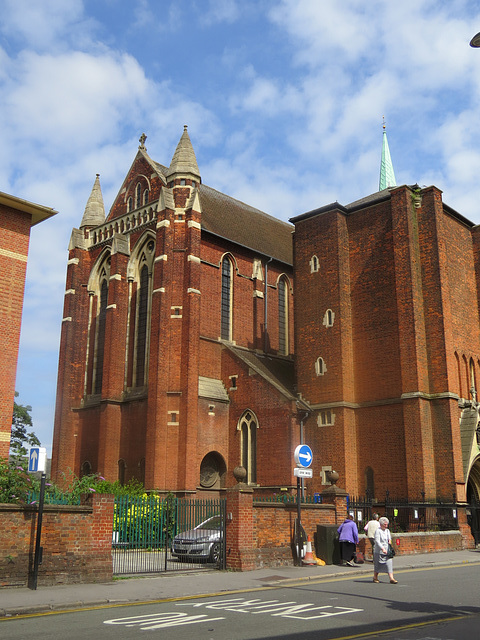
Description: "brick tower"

(291, 184), (480, 502)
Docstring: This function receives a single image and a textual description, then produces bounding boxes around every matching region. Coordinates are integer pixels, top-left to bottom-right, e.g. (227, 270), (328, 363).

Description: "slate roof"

(225, 344), (296, 401)
(198, 376), (230, 403)
(198, 184), (293, 265)
(150, 162), (293, 265)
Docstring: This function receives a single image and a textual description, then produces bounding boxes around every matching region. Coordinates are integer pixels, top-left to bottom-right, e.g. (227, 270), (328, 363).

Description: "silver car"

(171, 515), (223, 562)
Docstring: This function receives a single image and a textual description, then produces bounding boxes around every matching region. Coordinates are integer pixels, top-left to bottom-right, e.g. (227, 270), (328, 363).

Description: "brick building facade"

(51, 129), (301, 494)
(0, 192), (56, 459)
(51, 128), (480, 509)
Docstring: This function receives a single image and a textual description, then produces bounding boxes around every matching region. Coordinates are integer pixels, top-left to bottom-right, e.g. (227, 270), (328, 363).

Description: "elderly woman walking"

(373, 516), (398, 584)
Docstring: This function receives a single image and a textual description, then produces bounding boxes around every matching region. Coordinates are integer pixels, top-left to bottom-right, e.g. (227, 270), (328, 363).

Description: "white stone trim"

(253, 290), (264, 298)
(156, 219), (170, 229)
(155, 254), (168, 262)
(0, 247), (28, 262)
(109, 274), (122, 281)
(187, 254), (201, 263)
(65, 289), (75, 295)
(187, 288), (201, 295)
(62, 317), (73, 323)
(106, 303), (117, 310)
(188, 220), (201, 230)
(68, 257), (80, 266)
(153, 287), (165, 294)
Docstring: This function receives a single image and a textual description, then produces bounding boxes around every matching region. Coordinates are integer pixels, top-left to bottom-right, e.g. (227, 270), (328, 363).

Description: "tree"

(9, 392), (40, 459)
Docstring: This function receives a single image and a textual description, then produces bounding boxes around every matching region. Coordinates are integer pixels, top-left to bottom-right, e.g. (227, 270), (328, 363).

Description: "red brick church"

(52, 127), (480, 506)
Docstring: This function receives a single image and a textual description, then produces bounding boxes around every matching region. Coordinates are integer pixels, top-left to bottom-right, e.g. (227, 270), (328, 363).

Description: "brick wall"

(358, 531), (465, 558)
(0, 493), (114, 588)
(226, 485), (476, 571)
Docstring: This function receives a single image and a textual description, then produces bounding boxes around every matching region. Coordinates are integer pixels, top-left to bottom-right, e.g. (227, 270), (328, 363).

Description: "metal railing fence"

(112, 495), (226, 575)
(347, 494), (459, 533)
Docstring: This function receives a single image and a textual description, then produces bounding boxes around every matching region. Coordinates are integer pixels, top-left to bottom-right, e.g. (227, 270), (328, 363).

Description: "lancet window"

(238, 410), (258, 484)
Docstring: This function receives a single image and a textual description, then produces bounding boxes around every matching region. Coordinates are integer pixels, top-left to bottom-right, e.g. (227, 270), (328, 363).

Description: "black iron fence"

(112, 496), (226, 575)
(347, 494), (460, 533)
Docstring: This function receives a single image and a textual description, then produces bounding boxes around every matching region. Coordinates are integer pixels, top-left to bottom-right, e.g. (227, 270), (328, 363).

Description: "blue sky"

(2, 0), (480, 454)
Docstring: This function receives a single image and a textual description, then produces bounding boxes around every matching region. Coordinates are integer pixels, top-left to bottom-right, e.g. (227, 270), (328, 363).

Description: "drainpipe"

(264, 257), (273, 353)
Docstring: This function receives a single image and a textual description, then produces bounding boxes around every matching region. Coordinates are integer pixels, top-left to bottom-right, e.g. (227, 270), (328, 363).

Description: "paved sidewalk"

(1, 549), (479, 617)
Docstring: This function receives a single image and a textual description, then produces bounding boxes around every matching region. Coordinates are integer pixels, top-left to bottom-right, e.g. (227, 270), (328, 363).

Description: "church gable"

(107, 150), (165, 223)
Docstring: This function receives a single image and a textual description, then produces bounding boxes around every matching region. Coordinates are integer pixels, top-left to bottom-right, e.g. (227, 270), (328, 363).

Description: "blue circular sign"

(294, 444), (313, 468)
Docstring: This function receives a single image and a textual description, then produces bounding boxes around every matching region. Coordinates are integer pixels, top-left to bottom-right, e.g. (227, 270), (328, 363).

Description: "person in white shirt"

(365, 513), (380, 559)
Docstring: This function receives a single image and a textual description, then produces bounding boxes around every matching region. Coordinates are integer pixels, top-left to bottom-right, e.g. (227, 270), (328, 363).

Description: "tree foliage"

(10, 392), (40, 459)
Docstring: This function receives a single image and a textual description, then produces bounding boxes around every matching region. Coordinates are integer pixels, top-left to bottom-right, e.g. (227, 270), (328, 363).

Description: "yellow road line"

(324, 614), (469, 640)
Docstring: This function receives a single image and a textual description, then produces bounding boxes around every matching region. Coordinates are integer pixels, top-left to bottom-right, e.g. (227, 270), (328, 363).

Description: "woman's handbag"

(386, 543), (396, 559)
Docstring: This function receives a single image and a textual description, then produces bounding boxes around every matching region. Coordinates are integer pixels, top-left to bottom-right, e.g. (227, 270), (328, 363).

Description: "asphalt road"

(3, 562), (480, 639)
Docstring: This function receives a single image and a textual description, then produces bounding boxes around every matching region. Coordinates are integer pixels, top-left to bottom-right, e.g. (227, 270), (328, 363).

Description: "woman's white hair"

(379, 516), (389, 526)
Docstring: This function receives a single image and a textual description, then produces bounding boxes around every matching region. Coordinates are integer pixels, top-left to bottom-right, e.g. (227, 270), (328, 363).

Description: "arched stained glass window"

(278, 277), (288, 355)
(129, 237), (155, 389)
(94, 277), (108, 394)
(135, 264), (149, 386)
(221, 256), (233, 341)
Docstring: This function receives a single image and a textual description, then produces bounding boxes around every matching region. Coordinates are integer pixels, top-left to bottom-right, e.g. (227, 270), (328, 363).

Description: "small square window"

(318, 410), (335, 427)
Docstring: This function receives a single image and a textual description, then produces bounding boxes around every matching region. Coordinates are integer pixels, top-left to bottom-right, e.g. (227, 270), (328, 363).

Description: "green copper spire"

(379, 118), (396, 191)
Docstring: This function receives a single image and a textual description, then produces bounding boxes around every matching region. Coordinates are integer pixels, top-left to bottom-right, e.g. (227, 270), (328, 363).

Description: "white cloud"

(3, 51), (151, 152)
(0, 0), (88, 50)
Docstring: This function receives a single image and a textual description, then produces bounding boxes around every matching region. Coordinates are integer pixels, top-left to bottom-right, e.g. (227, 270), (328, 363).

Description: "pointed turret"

(166, 125), (201, 183)
(379, 118), (396, 191)
(80, 174), (105, 228)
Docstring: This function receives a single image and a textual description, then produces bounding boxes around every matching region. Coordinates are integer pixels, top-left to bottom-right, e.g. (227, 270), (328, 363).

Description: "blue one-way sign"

(29, 448), (39, 472)
(28, 447), (47, 473)
(294, 444), (313, 468)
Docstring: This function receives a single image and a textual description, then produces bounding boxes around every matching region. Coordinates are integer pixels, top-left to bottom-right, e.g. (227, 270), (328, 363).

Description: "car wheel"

(209, 542), (220, 563)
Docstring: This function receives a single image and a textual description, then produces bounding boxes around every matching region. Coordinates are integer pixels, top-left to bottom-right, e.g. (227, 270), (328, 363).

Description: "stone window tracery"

(238, 410), (258, 484)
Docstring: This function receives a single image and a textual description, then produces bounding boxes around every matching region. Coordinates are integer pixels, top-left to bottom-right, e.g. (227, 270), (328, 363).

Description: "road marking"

(104, 612), (225, 630)
(3, 562), (480, 623)
(177, 597), (363, 619)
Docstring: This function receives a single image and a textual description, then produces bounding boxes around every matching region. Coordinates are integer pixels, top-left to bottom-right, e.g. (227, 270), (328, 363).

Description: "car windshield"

(197, 517), (222, 530)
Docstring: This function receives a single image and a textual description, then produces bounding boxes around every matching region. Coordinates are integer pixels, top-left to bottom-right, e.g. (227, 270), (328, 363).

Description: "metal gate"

(112, 495), (226, 575)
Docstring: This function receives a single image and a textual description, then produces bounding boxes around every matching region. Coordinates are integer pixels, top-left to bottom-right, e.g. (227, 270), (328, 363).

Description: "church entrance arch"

(199, 452), (226, 490)
(466, 456), (480, 546)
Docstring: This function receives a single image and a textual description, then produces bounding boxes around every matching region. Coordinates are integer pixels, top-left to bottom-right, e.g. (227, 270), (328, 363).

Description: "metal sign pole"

(31, 472), (46, 590)
(296, 475), (302, 565)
